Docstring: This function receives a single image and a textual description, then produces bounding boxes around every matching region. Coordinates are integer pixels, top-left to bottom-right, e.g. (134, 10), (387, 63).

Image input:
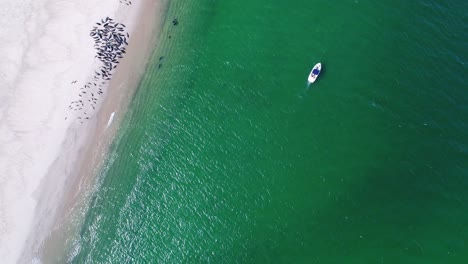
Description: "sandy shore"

(0, 0), (167, 263)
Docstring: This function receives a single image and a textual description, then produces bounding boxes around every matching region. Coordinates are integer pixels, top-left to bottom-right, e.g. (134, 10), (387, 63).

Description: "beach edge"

(18, 0), (169, 262)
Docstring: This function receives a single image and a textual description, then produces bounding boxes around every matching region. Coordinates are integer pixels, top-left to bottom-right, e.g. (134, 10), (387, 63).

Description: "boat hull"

(308, 63), (321, 83)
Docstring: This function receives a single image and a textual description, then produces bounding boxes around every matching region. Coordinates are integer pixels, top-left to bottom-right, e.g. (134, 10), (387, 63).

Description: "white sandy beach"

(0, 0), (166, 263)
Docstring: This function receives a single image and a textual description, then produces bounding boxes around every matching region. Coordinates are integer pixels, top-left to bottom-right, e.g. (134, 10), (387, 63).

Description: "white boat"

(308, 63), (322, 83)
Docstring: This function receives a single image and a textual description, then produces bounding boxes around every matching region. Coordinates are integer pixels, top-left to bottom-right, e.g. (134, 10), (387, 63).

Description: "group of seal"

(66, 14), (181, 123)
(119, 0), (133, 5)
(66, 17), (130, 123)
(90, 17), (128, 78)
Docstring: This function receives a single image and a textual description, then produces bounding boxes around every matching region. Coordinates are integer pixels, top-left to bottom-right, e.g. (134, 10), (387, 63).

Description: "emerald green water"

(68, 0), (468, 263)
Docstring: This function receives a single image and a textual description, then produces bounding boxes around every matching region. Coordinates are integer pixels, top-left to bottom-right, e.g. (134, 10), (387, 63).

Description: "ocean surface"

(66, 0), (467, 263)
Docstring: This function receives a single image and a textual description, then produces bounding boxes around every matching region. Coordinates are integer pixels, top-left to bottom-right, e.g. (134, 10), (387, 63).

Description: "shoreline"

(0, 0), (168, 263)
(27, 1), (169, 263)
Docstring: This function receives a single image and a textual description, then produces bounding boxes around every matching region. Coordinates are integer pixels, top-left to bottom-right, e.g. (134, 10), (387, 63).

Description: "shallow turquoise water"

(68, 0), (468, 263)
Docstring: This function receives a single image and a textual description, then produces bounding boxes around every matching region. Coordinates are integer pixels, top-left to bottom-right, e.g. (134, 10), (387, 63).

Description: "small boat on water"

(308, 63), (321, 83)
